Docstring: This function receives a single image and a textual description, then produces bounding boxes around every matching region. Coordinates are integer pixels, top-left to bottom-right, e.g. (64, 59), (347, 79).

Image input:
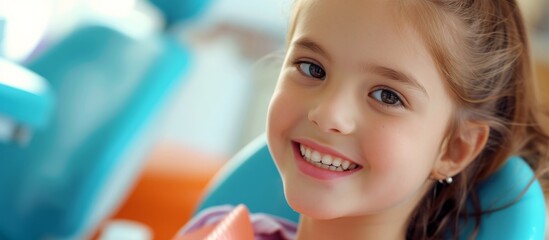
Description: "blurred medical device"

(0, 0), (211, 239)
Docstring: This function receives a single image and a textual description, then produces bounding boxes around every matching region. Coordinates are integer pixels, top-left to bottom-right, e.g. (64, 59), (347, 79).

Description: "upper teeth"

(300, 144), (358, 171)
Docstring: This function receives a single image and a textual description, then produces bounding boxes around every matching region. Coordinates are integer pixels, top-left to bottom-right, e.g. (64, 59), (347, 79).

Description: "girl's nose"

(307, 91), (356, 135)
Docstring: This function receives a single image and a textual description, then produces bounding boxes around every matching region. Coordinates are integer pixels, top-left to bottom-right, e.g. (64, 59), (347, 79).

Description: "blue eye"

(370, 88), (403, 107)
(297, 62), (326, 80)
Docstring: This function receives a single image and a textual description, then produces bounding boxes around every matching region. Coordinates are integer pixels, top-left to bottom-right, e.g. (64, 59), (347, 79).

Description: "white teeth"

(321, 155), (333, 165)
(341, 160), (351, 170)
(311, 151), (322, 162)
(332, 158), (341, 167)
(299, 143), (360, 172)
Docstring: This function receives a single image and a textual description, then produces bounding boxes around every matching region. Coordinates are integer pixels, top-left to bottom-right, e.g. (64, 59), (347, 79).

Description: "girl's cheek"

(268, 88), (301, 139)
(360, 126), (429, 172)
(361, 135), (402, 171)
(270, 79), (308, 123)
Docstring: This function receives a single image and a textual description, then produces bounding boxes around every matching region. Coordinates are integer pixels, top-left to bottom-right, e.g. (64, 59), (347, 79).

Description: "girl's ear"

(431, 121), (490, 180)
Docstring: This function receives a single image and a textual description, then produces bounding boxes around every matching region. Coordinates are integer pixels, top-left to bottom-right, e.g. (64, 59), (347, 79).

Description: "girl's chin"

(286, 195), (344, 220)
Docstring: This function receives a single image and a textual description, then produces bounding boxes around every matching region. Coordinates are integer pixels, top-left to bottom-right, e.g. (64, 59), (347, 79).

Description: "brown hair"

(286, 0), (549, 239)
(398, 1), (549, 239)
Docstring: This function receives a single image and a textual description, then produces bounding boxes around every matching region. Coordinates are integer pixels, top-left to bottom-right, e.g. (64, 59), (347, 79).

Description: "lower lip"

(292, 142), (360, 180)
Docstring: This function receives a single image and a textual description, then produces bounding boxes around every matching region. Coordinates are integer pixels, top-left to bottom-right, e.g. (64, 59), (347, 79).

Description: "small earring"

(438, 176), (453, 184)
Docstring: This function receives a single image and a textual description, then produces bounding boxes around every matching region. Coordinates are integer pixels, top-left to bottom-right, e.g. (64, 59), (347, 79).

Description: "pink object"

(178, 205), (297, 240)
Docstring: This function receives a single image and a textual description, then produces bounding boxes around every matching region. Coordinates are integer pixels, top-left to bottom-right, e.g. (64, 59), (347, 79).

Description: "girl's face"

(267, 0), (455, 220)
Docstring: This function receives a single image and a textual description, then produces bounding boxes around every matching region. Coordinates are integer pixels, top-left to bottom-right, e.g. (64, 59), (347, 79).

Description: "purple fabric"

(178, 205), (297, 240)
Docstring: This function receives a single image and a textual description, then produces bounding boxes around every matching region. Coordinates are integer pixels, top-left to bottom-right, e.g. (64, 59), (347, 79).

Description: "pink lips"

(292, 140), (361, 180)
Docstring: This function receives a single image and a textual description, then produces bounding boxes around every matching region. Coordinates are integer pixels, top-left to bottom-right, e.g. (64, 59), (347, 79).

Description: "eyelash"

(369, 87), (406, 109)
(293, 60), (326, 80)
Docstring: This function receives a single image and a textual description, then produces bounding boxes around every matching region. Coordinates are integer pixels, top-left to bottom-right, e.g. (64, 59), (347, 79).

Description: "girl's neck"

(296, 213), (408, 240)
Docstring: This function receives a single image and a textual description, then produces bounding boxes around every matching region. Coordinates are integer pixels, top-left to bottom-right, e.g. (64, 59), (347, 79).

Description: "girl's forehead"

(292, 0), (417, 44)
(296, 0), (401, 21)
(292, 0), (427, 62)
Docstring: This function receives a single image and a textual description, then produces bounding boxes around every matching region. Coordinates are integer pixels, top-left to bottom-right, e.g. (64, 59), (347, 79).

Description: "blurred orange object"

(93, 142), (227, 240)
(174, 204), (254, 240)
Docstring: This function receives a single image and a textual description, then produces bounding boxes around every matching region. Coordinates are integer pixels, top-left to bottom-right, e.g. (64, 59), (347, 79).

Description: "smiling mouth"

(298, 143), (361, 172)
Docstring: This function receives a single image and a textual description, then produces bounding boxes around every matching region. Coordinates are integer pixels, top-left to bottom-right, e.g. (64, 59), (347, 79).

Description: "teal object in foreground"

(0, 0), (212, 238)
(196, 135), (546, 239)
(0, 58), (53, 129)
(0, 25), (190, 239)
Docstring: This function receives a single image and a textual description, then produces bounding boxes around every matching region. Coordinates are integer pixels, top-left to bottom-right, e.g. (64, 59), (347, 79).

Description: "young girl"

(182, 0), (549, 239)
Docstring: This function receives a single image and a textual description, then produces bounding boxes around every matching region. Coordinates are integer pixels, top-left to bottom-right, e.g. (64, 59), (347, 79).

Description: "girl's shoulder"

(176, 204), (297, 240)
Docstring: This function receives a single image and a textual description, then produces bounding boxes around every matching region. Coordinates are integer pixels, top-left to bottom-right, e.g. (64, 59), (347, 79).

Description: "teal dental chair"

(195, 134), (546, 240)
(0, 0), (211, 239)
(0, 58), (54, 145)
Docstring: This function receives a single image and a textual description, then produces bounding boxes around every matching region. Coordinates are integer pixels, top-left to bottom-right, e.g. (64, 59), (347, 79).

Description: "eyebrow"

(293, 38), (331, 60)
(368, 65), (429, 98)
(293, 38), (428, 98)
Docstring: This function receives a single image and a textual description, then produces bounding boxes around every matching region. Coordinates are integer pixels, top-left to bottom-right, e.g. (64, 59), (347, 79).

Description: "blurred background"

(0, 0), (547, 239)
